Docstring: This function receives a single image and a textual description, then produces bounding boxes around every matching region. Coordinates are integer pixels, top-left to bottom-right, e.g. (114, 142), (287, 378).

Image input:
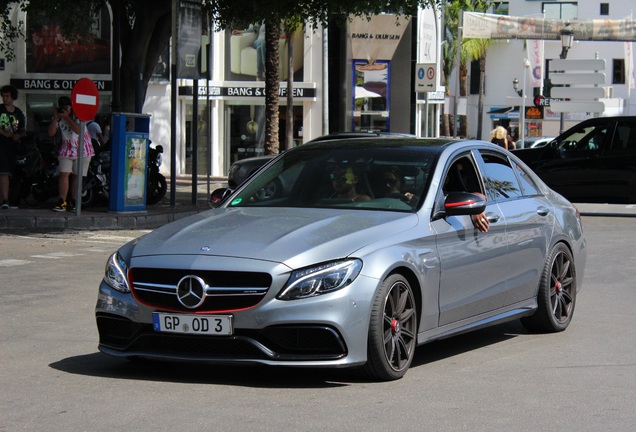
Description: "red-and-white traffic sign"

(71, 78), (100, 121)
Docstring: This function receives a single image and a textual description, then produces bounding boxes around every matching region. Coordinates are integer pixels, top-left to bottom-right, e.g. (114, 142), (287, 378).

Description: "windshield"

(226, 142), (437, 212)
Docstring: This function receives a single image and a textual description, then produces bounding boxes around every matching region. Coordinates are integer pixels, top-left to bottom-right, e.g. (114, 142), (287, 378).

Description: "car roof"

(289, 136), (467, 155)
(307, 131), (416, 142)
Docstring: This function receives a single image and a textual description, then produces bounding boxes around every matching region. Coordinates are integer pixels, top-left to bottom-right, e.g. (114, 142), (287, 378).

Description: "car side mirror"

(444, 192), (486, 216)
(209, 188), (233, 208)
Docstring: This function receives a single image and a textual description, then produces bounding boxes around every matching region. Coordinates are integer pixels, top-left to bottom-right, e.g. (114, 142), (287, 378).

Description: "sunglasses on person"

(330, 173), (347, 182)
(383, 177), (398, 186)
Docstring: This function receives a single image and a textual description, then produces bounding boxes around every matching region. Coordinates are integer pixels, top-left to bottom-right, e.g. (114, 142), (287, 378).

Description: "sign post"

(71, 78), (100, 216)
(415, 63), (437, 92)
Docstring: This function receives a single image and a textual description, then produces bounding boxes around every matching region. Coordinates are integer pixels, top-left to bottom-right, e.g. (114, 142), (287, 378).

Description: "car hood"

(129, 207), (418, 266)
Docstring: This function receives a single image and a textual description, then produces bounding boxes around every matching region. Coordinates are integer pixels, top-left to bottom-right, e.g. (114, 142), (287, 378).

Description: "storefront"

(3, 7), (443, 180)
(6, 8), (112, 149)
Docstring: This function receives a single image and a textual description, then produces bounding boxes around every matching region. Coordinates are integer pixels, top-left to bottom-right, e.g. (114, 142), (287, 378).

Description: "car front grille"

(96, 313), (347, 361)
(130, 267), (272, 313)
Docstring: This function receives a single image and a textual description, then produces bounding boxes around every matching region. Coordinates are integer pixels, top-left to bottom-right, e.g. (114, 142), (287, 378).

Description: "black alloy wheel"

(363, 274), (417, 381)
(522, 243), (576, 332)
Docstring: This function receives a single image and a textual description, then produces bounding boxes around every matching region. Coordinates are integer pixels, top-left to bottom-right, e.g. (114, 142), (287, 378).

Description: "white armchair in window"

(230, 28), (303, 80)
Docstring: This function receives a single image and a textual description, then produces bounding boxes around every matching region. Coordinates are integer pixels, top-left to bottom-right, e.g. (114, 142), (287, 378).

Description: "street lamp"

(512, 59), (531, 146)
(559, 23), (575, 133)
(512, 78), (522, 97)
(560, 23), (574, 60)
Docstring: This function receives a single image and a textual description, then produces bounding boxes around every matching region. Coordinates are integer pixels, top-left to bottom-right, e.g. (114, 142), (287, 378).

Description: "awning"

(488, 106), (519, 119)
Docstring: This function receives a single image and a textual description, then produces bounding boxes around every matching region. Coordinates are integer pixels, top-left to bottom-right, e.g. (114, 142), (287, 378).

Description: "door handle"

(486, 214), (500, 223)
(537, 207), (550, 216)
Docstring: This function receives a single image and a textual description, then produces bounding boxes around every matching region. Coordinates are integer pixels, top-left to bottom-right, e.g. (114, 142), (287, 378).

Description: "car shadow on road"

(49, 320), (530, 387)
(410, 320), (528, 369)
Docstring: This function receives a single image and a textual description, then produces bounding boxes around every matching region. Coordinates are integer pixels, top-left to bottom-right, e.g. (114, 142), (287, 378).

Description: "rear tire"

(362, 274), (417, 381)
(146, 174), (167, 205)
(521, 243), (576, 332)
(82, 182), (95, 207)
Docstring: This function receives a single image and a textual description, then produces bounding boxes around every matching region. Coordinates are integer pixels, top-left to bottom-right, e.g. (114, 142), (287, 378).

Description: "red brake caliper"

(391, 319), (400, 334)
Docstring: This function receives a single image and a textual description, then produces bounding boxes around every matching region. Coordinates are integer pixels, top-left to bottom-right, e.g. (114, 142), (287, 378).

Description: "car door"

(534, 119), (612, 201)
(595, 120), (636, 202)
(477, 150), (554, 306)
(432, 151), (508, 326)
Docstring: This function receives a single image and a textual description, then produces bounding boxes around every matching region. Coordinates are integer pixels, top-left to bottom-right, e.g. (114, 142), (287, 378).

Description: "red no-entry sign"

(71, 78), (100, 121)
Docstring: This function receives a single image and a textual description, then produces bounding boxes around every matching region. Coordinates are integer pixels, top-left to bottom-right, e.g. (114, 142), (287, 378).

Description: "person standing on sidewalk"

(48, 95), (94, 212)
(0, 85), (26, 209)
(87, 116), (106, 148)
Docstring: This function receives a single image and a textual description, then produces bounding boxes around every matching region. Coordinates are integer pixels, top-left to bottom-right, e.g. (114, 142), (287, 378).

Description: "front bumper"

(95, 275), (378, 367)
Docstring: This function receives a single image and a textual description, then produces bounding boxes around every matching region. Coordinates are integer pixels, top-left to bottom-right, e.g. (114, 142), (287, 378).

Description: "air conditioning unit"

(603, 86), (614, 98)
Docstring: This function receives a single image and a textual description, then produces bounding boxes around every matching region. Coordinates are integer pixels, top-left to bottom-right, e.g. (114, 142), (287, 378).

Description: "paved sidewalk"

(0, 177), (226, 233)
(1, 181), (635, 233)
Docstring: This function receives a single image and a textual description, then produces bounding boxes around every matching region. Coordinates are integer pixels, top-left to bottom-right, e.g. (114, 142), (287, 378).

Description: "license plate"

(152, 313), (233, 336)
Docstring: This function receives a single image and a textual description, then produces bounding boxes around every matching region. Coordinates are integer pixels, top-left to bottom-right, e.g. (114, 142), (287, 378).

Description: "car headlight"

(104, 252), (130, 293)
(277, 259), (362, 300)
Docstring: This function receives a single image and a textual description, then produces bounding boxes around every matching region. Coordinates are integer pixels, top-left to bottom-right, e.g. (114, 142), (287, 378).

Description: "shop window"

(543, 2), (578, 20)
(492, 2), (509, 15)
(225, 25), (304, 82)
(613, 59), (625, 84)
(26, 9), (111, 74)
(352, 60), (390, 132)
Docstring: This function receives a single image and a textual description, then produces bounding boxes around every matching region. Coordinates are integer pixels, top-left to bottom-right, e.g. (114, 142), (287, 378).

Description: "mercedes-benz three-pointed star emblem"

(176, 275), (207, 308)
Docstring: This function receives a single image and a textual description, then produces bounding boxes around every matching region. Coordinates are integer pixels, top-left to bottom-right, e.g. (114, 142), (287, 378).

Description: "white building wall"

(465, 0), (635, 141)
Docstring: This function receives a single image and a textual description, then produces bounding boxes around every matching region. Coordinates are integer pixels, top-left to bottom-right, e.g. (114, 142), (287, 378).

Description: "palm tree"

(445, 0), (492, 138)
(441, 6), (458, 136)
(462, 37), (494, 139)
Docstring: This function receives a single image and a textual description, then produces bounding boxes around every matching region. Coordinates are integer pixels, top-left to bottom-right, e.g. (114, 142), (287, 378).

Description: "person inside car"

(379, 165), (417, 205)
(442, 160), (489, 233)
(329, 165), (371, 202)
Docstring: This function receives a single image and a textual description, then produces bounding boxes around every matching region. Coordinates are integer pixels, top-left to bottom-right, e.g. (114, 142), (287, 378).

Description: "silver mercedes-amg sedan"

(96, 137), (587, 381)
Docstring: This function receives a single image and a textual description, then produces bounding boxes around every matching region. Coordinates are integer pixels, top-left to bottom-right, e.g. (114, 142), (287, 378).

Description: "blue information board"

(109, 113), (151, 212)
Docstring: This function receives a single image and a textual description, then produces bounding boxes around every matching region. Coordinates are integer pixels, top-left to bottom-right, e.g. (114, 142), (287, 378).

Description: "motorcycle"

(81, 143), (111, 207)
(8, 133), (43, 207)
(146, 141), (166, 205)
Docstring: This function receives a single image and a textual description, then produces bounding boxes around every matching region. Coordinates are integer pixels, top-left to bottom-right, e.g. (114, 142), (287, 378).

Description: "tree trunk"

(459, 63), (468, 138)
(285, 28), (295, 151)
(477, 55), (486, 140)
(264, 21), (280, 155)
(442, 113), (451, 137)
(117, 0), (171, 113)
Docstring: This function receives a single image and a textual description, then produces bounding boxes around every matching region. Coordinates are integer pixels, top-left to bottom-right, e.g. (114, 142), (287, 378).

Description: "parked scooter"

(81, 143), (111, 207)
(30, 139), (60, 204)
(146, 141), (166, 205)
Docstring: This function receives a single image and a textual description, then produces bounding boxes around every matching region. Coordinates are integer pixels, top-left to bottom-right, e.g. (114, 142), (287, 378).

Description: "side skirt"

(417, 299), (537, 345)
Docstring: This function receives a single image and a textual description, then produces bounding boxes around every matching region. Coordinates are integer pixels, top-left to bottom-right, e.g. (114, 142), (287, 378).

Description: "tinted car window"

(609, 121), (636, 154)
(558, 124), (607, 153)
(229, 143), (436, 211)
(479, 152), (522, 201)
(513, 162), (541, 196)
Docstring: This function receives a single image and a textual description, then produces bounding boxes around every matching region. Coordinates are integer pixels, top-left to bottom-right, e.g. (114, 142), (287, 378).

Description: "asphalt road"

(1, 216), (635, 432)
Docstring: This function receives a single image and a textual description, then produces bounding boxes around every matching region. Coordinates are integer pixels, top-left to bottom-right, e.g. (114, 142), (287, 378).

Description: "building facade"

(1, 4), (443, 179)
(459, 0), (635, 142)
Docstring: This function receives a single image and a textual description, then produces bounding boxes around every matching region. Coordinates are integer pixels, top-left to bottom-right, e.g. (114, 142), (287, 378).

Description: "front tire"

(363, 274), (417, 381)
(522, 243), (576, 332)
